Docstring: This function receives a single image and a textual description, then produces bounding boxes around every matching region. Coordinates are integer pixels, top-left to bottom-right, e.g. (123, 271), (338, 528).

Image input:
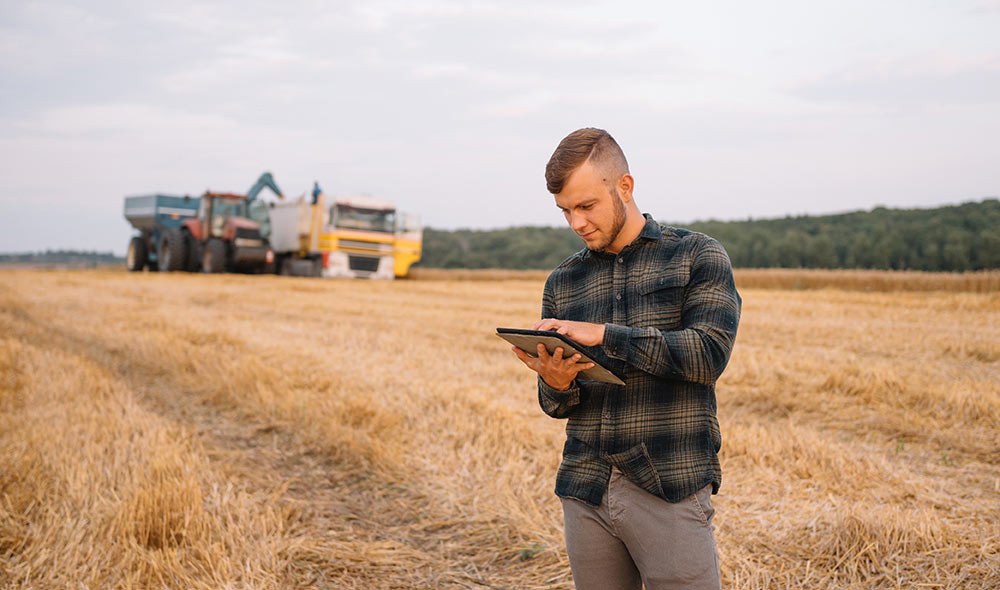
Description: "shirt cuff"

(538, 376), (580, 406)
(602, 323), (631, 360)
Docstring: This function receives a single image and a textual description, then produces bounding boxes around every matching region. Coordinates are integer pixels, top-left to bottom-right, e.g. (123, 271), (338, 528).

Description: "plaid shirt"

(538, 215), (741, 505)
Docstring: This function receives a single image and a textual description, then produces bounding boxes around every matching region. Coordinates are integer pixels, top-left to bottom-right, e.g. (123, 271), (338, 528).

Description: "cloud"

(789, 53), (1000, 107)
(967, 0), (1000, 15)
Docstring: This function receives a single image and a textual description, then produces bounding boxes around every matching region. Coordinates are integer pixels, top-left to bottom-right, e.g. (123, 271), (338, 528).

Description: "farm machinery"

(123, 173), (282, 273)
(267, 183), (423, 278)
(124, 173), (423, 278)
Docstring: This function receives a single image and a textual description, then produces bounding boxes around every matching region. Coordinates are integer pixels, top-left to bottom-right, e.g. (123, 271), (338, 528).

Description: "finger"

(536, 343), (550, 360)
(552, 346), (564, 361)
(512, 347), (540, 370)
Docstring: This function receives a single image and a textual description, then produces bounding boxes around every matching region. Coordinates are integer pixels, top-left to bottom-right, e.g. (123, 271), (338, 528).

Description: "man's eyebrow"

(558, 199), (598, 210)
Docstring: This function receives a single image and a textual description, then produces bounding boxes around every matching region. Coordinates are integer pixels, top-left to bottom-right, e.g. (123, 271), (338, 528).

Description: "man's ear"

(618, 174), (635, 202)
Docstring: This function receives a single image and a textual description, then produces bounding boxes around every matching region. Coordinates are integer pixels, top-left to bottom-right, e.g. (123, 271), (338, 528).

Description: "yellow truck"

(267, 183), (422, 279)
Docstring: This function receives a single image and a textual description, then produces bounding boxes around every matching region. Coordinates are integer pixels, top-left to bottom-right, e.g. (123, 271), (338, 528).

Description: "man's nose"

(568, 211), (587, 232)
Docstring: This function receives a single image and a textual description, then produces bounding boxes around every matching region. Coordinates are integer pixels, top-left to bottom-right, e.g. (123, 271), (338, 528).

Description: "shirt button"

(603, 410), (611, 419)
(617, 257), (624, 263)
(615, 293), (622, 300)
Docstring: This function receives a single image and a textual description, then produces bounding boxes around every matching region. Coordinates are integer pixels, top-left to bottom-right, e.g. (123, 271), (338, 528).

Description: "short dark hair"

(545, 127), (629, 194)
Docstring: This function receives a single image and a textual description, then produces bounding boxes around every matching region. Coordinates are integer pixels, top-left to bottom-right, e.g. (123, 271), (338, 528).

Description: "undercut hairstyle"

(545, 127), (630, 194)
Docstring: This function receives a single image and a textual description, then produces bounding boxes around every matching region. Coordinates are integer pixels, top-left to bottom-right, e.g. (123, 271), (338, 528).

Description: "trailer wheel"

(126, 237), (146, 272)
(204, 239), (226, 273)
(159, 228), (187, 272)
(185, 233), (202, 272)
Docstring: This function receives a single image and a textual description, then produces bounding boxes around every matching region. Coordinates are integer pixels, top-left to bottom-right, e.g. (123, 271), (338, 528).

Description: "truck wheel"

(160, 228), (187, 272)
(185, 234), (202, 272)
(204, 239), (226, 273)
(126, 237), (146, 272)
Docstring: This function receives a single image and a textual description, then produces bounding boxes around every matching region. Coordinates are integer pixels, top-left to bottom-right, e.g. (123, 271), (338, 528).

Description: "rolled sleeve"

(602, 323), (631, 360)
(538, 377), (581, 418)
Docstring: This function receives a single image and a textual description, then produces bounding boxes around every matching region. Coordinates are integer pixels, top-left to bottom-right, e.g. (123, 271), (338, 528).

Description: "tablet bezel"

(496, 327), (626, 386)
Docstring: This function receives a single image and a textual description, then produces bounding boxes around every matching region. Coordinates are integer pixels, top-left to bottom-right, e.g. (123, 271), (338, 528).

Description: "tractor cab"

(190, 193), (256, 241)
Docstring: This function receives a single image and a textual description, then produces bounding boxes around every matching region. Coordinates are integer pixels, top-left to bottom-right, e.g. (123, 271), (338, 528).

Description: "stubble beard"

(593, 190), (628, 252)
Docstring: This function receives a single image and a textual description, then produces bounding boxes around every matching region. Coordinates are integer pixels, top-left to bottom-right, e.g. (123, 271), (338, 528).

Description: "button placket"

(612, 252), (626, 325)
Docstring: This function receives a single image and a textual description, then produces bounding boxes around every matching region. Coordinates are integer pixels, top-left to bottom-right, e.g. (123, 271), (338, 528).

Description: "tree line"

(0, 250), (122, 266)
(419, 199), (1000, 271)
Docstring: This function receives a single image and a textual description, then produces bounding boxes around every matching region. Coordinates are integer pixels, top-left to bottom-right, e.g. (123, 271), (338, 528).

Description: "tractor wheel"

(203, 239), (226, 273)
(126, 237), (146, 272)
(185, 235), (203, 272)
(159, 229), (187, 272)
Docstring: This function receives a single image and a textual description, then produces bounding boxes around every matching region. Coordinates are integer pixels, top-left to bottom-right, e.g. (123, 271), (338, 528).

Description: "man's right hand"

(512, 343), (595, 391)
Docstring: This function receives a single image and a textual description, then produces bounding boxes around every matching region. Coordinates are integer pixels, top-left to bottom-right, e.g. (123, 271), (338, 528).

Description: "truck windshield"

(332, 205), (396, 233)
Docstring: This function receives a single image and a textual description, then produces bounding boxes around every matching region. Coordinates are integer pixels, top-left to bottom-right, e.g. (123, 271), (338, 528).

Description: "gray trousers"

(560, 469), (720, 590)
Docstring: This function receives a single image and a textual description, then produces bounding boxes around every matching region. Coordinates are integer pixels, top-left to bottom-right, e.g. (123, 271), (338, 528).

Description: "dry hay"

(0, 268), (998, 588)
(733, 268), (1000, 293)
(413, 267), (1000, 293)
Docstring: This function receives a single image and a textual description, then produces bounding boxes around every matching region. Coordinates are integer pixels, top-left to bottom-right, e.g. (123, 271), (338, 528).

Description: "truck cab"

(321, 196), (401, 279)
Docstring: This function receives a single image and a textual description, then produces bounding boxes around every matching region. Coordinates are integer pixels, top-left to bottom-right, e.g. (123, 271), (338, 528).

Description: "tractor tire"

(203, 239), (226, 273)
(185, 235), (203, 272)
(159, 228), (187, 272)
(126, 236), (146, 272)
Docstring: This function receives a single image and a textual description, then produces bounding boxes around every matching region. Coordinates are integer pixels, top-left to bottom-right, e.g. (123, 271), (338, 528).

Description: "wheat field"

(1, 268), (998, 589)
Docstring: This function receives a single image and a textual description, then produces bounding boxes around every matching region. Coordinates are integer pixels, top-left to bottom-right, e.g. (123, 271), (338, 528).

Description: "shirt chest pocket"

(634, 272), (689, 328)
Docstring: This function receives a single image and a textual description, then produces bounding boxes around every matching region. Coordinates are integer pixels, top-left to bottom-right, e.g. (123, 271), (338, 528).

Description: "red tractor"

(157, 172), (283, 273)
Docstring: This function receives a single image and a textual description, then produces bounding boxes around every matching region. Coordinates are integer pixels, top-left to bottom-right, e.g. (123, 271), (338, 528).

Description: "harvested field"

(1, 268), (998, 589)
(411, 267), (1000, 293)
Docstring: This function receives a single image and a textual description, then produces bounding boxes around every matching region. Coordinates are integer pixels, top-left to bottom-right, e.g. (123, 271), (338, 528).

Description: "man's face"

(554, 160), (629, 252)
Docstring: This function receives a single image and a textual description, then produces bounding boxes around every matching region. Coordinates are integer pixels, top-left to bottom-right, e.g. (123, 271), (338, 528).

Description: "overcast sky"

(2, 0), (998, 254)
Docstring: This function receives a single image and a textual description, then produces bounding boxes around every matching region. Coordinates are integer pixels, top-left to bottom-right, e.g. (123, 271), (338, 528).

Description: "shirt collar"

(637, 213), (662, 242)
(584, 213), (662, 259)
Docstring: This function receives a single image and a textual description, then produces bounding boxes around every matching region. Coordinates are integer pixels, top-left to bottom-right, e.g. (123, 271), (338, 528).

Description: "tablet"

(497, 327), (626, 386)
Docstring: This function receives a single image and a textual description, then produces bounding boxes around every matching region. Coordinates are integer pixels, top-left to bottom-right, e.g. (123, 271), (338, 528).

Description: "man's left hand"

(531, 318), (606, 347)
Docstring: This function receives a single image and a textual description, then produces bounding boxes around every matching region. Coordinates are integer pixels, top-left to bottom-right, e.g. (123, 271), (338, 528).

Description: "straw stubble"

(0, 269), (997, 588)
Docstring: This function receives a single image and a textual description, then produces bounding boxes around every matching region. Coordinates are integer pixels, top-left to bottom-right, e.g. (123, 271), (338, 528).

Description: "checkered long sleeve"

(537, 215), (741, 505)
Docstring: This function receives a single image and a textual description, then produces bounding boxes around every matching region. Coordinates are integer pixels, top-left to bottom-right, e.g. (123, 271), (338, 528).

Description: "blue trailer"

(123, 194), (200, 271)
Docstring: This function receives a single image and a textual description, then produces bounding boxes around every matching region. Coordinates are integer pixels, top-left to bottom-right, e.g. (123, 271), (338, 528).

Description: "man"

(512, 128), (741, 590)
